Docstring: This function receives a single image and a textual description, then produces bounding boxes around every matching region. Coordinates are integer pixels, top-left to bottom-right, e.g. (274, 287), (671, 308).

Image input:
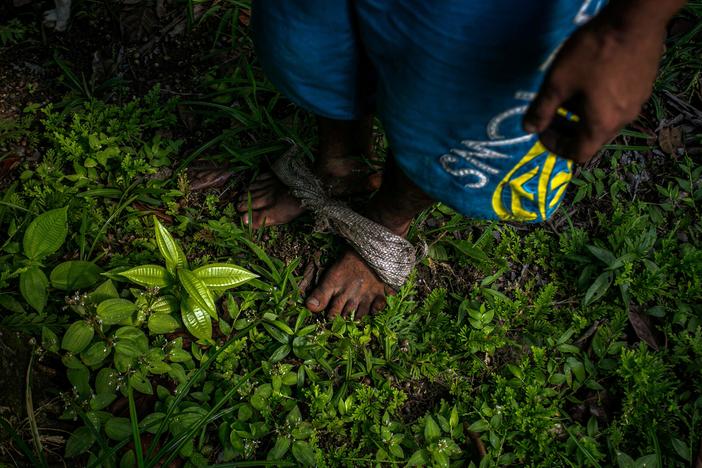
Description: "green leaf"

(119, 265), (172, 288)
(616, 452), (635, 468)
(180, 297), (212, 342)
(192, 263), (257, 290)
(424, 415), (441, 442)
(61, 321), (94, 353)
(90, 392), (117, 411)
(270, 344), (291, 363)
(140, 412), (165, 434)
(583, 271), (613, 306)
(586, 245), (616, 267)
(0, 294), (25, 314)
(23, 206), (68, 259)
(153, 217), (187, 274)
(291, 440), (316, 466)
(20, 266), (48, 313)
(95, 368), (119, 394)
(50, 261), (103, 290)
(267, 436), (291, 460)
(80, 341), (111, 366)
(42, 326), (59, 352)
(148, 314), (180, 334)
(105, 417), (132, 441)
(467, 420), (490, 432)
(89, 280), (120, 303)
(150, 295), (178, 314)
(97, 298), (137, 325)
(129, 372), (153, 395)
(450, 406), (459, 429)
(407, 449), (429, 466)
(179, 269), (216, 319)
(671, 438), (690, 461)
(286, 405), (302, 426)
(67, 366), (91, 397)
(64, 426), (95, 458)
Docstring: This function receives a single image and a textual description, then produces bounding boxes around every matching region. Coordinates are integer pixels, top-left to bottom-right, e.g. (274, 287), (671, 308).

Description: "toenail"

(307, 297), (319, 307)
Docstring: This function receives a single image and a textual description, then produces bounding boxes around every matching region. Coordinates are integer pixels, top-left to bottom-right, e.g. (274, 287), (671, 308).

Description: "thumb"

(523, 80), (570, 134)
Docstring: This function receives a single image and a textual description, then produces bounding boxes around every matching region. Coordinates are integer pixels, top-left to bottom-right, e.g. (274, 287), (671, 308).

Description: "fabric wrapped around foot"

(271, 147), (420, 290)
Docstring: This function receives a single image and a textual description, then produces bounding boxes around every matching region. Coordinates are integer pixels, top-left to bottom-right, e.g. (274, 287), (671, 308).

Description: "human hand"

(523, 3), (670, 163)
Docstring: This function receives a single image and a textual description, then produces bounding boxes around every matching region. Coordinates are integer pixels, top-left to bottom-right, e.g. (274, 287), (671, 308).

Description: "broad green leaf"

(291, 441), (316, 466)
(291, 423), (313, 440)
(129, 372), (153, 395)
(424, 415), (441, 442)
(179, 269), (216, 318)
(114, 340), (141, 358)
(168, 348), (191, 363)
(153, 217), (187, 273)
(23, 206), (68, 259)
(119, 265), (172, 288)
(583, 271), (613, 306)
(140, 412), (165, 434)
(586, 245), (617, 267)
(95, 368), (119, 394)
(0, 294), (25, 314)
(50, 261), (102, 291)
(20, 266), (48, 312)
(80, 341), (111, 366)
(150, 295), (178, 314)
(105, 417), (131, 440)
(62, 321), (94, 353)
(89, 279), (119, 303)
(671, 438), (690, 461)
(270, 344), (291, 363)
(90, 392), (117, 411)
(407, 449), (429, 466)
(634, 454), (658, 468)
(467, 419), (490, 433)
(267, 436), (291, 460)
(97, 298), (137, 325)
(286, 406), (302, 426)
(192, 263), (257, 290)
(64, 426), (95, 458)
(67, 366), (91, 397)
(616, 452), (635, 468)
(42, 326), (59, 352)
(181, 297), (212, 341)
(148, 313), (180, 334)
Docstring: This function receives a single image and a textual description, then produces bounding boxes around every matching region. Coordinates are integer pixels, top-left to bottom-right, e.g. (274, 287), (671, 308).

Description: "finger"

(524, 80), (571, 134)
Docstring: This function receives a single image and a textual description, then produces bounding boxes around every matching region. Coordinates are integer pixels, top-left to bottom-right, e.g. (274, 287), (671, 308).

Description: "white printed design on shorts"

(439, 0), (605, 191)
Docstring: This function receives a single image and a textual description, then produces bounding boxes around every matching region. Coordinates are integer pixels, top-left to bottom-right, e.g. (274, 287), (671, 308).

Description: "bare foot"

(305, 249), (390, 319)
(304, 153), (434, 319)
(236, 158), (381, 229)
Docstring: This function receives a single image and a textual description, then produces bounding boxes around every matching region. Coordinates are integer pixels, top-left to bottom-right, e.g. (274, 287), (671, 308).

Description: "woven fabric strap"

(270, 147), (418, 290)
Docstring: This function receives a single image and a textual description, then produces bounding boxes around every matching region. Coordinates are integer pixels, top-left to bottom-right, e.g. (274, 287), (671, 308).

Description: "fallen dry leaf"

(628, 308), (659, 351)
(658, 126), (684, 155)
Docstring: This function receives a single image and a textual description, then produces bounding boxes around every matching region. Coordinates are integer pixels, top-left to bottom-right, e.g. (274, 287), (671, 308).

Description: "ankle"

(365, 208), (412, 237)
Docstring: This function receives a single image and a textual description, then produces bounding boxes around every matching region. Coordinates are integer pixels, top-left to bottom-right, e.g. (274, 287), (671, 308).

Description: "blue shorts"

(252, 0), (606, 222)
